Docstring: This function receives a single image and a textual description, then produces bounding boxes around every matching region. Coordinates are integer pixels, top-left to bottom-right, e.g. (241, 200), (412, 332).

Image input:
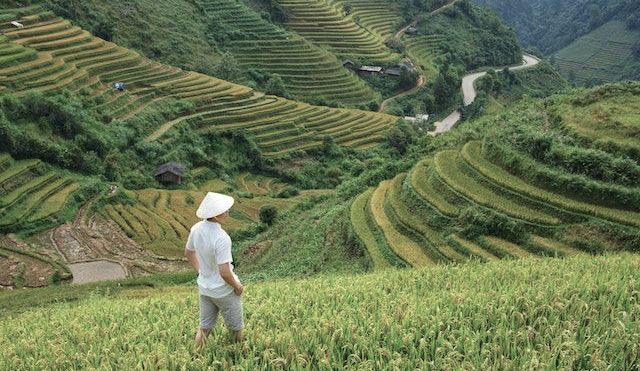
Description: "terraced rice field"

(276, 0), (397, 62)
(0, 237), (71, 288)
(328, 0), (403, 40)
(0, 6), (398, 156)
(103, 176), (329, 257)
(404, 34), (445, 74)
(554, 21), (640, 84)
(350, 136), (640, 269)
(198, 0), (377, 104)
(0, 154), (79, 234)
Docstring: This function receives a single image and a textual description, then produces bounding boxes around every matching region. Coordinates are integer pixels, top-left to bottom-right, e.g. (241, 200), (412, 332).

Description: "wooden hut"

(155, 162), (185, 185)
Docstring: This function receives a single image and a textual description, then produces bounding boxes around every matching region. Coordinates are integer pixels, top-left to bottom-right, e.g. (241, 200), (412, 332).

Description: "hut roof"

(359, 65), (383, 73)
(155, 162), (186, 177)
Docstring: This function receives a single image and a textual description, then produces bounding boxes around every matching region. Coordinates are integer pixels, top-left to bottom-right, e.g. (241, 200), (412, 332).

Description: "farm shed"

(358, 65), (383, 75)
(155, 162), (185, 185)
(342, 59), (355, 69)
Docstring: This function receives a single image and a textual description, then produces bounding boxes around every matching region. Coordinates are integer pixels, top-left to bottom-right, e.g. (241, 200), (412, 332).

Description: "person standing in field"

(184, 192), (244, 347)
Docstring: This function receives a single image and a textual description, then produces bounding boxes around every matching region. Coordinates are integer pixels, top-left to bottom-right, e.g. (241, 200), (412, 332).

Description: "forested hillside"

(473, 0), (640, 85)
(473, 0), (640, 54)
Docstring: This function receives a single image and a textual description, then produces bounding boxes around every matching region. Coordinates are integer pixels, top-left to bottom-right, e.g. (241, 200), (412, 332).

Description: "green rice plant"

(370, 180), (434, 267)
(26, 182), (79, 222)
(462, 141), (640, 228)
(0, 173), (57, 209)
(530, 235), (584, 256)
(435, 150), (561, 226)
(350, 189), (393, 270)
(0, 177), (69, 227)
(387, 173), (466, 263)
(102, 205), (135, 238)
(448, 235), (498, 262)
(2, 255), (640, 368)
(0, 159), (41, 189)
(481, 236), (538, 259)
(111, 204), (151, 243)
(409, 159), (461, 217)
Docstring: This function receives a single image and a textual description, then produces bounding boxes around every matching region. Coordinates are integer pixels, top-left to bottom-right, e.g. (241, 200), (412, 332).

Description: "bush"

(259, 205), (278, 225)
(276, 186), (300, 198)
(264, 74), (287, 97)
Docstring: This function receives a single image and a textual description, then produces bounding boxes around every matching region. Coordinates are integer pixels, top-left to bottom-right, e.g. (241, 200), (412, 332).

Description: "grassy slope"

(236, 197), (369, 280)
(1, 254), (639, 368)
(35, 0), (221, 75)
(553, 20), (640, 85)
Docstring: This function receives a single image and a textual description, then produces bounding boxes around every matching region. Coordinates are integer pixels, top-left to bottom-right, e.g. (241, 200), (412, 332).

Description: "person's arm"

(184, 248), (199, 273)
(218, 263), (243, 296)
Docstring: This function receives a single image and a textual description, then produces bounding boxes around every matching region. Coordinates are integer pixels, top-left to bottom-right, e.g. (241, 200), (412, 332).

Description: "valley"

(0, 0), (639, 367)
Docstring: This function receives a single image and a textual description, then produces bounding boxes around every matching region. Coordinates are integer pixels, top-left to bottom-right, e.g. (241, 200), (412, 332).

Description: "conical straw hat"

(196, 192), (235, 219)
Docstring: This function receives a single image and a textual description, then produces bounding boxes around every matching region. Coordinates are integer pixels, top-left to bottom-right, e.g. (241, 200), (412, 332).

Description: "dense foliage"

(473, 0), (640, 54)
(0, 91), (264, 189)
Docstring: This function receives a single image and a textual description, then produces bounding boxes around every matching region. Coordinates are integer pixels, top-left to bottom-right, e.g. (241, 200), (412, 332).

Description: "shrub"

(276, 186), (299, 198)
(259, 205), (278, 225)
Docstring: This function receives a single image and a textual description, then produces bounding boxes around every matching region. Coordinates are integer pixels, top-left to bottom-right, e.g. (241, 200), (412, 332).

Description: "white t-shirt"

(186, 220), (239, 298)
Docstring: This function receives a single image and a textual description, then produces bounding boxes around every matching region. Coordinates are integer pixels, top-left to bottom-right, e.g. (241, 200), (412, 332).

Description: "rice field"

(102, 176), (330, 257)
(276, 0), (397, 62)
(0, 153), (80, 234)
(0, 6), (398, 156)
(350, 86), (640, 269)
(554, 20), (640, 84)
(198, 0), (378, 104)
(327, 0), (403, 40)
(1, 254), (639, 369)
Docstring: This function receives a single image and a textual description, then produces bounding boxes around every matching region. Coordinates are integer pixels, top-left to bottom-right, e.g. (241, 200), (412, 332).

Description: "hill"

(473, 0), (640, 85)
(1, 254), (639, 368)
(553, 20), (640, 85)
(473, 0), (640, 54)
(348, 82), (640, 270)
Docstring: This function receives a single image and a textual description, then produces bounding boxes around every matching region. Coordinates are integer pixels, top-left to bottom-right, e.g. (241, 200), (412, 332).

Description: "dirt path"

(431, 54), (541, 134)
(379, 0), (459, 113)
(48, 197), (187, 284)
(379, 74), (426, 112)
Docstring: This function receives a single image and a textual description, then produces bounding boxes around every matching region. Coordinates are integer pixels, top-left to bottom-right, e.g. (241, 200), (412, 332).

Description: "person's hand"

(234, 283), (244, 296)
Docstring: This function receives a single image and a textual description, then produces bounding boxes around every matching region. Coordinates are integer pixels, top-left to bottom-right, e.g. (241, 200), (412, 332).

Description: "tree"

(264, 74), (287, 97)
(399, 68), (417, 90)
(213, 52), (241, 82)
(259, 205), (278, 225)
(386, 121), (414, 154)
(434, 64), (459, 108)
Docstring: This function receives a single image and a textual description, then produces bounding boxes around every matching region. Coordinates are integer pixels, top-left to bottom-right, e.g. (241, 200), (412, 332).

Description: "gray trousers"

(199, 293), (244, 331)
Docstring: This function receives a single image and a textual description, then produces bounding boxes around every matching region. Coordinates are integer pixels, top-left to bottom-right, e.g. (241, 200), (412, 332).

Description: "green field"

(328, 0), (403, 40)
(102, 175), (330, 257)
(350, 82), (640, 270)
(1, 254), (639, 368)
(0, 6), (398, 156)
(197, 0), (379, 105)
(0, 153), (80, 234)
(276, 0), (397, 62)
(554, 21), (640, 85)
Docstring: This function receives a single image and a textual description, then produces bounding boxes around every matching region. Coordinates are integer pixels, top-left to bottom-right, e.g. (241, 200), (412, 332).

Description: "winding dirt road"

(431, 54), (540, 134)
